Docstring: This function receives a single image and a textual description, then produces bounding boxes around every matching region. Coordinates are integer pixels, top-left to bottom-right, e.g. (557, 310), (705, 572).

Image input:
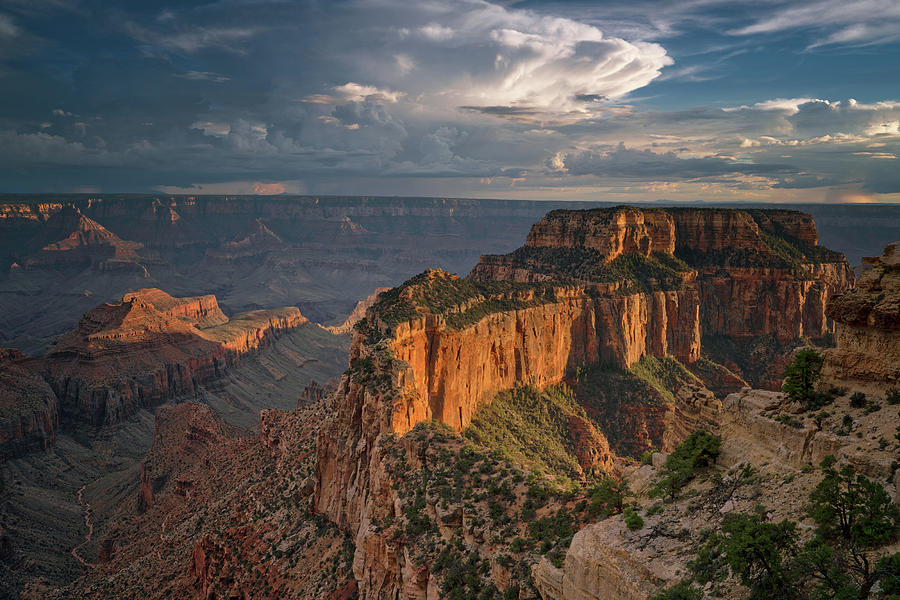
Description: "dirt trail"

(71, 485), (95, 568)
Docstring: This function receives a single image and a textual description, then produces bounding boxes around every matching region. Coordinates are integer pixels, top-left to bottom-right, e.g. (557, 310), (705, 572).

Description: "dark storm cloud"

(559, 143), (797, 179)
(0, 0), (897, 200)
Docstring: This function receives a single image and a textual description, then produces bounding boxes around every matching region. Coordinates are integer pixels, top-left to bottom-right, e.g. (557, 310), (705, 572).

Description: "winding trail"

(72, 485), (95, 568)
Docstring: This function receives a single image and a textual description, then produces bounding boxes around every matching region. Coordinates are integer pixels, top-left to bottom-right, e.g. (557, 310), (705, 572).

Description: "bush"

(887, 388), (900, 405)
(624, 506), (644, 530)
(650, 582), (703, 600)
(849, 392), (867, 408)
(782, 349), (824, 408)
(650, 431), (722, 501)
(586, 476), (627, 518)
(641, 448), (657, 465)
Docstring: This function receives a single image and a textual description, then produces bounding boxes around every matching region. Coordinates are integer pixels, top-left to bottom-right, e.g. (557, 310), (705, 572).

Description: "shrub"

(641, 448), (657, 465)
(782, 349), (824, 408)
(624, 506), (644, 530)
(586, 476), (627, 518)
(650, 431), (722, 501)
(886, 388), (900, 405)
(849, 392), (867, 409)
(650, 582), (703, 600)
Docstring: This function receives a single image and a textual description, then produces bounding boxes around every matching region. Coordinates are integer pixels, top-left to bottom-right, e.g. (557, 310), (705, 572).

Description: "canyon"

(1, 199), (896, 600)
(313, 205), (857, 599)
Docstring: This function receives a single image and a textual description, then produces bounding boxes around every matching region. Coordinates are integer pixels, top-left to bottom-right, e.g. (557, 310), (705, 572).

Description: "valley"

(0, 197), (898, 600)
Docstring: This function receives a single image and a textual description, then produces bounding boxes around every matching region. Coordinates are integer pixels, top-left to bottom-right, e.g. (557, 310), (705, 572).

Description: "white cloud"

(419, 23), (454, 41)
(333, 82), (404, 103)
(731, 0), (900, 47)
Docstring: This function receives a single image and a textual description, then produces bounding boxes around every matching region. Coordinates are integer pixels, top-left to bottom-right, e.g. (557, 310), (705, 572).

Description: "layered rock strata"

(824, 241), (900, 385)
(43, 288), (306, 426)
(472, 206), (852, 343)
(315, 206), (853, 599)
(0, 349), (59, 459)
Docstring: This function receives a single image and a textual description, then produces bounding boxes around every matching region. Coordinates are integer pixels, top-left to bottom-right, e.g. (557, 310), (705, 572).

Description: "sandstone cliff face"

(824, 241), (900, 385)
(525, 207), (675, 260)
(386, 282), (699, 435)
(43, 288), (307, 427)
(0, 349), (58, 459)
(472, 206), (852, 344)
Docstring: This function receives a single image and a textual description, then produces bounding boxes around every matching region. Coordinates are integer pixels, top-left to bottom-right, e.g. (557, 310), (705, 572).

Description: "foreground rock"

(824, 241), (900, 386)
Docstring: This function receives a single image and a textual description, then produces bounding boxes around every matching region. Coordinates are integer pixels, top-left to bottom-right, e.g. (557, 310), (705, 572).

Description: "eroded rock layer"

(824, 241), (900, 385)
(314, 206), (852, 600)
(472, 206), (852, 343)
(42, 288), (306, 427)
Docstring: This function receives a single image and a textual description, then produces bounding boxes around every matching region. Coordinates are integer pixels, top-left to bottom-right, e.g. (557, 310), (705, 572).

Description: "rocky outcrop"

(539, 385), (900, 600)
(472, 206), (852, 344)
(0, 349), (58, 459)
(524, 207), (675, 259)
(204, 218), (285, 263)
(23, 206), (144, 271)
(43, 288), (307, 426)
(661, 384), (722, 453)
(314, 207), (853, 599)
(824, 241), (900, 385)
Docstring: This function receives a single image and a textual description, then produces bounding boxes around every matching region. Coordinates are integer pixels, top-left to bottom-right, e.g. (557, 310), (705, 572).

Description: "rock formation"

(41, 288), (307, 427)
(23, 206), (145, 271)
(824, 241), (900, 385)
(0, 349), (58, 459)
(313, 206), (853, 600)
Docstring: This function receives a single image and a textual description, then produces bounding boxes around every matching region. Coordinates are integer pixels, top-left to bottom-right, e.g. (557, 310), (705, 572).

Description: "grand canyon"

(0, 196), (898, 600)
(3, 1), (900, 598)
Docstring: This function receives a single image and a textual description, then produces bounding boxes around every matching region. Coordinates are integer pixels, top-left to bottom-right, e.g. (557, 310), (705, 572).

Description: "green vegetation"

(623, 506), (644, 530)
(650, 582), (703, 600)
(650, 431), (722, 501)
(498, 247), (692, 291)
(629, 355), (702, 405)
(365, 270), (560, 331)
(887, 389), (900, 405)
(463, 384), (593, 482)
(782, 348), (824, 408)
(849, 391), (868, 408)
(573, 356), (699, 458)
(668, 458), (900, 600)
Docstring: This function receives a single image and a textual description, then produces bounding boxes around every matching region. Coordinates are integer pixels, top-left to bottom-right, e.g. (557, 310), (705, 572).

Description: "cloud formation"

(0, 0), (897, 202)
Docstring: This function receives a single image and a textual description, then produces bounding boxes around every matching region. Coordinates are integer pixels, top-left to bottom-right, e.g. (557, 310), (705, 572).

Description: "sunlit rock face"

(42, 288), (306, 427)
(314, 206), (852, 600)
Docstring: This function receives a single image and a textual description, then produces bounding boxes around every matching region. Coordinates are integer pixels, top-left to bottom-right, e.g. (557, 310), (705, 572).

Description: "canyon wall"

(0, 349), (59, 459)
(314, 206), (853, 599)
(824, 241), (900, 385)
(43, 288), (306, 427)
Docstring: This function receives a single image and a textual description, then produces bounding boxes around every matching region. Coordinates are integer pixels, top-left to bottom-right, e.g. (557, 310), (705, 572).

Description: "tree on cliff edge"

(782, 348), (824, 408)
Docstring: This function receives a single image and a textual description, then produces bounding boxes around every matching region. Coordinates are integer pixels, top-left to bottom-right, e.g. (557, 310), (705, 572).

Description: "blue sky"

(1, 0), (899, 202)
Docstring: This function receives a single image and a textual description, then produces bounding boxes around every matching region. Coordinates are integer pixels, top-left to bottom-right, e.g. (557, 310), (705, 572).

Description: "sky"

(1, 0), (899, 202)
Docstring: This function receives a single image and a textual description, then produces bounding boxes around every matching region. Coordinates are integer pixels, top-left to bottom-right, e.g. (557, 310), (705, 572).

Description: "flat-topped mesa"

(472, 206), (852, 343)
(824, 241), (900, 385)
(43, 288), (306, 426)
(525, 206), (675, 260)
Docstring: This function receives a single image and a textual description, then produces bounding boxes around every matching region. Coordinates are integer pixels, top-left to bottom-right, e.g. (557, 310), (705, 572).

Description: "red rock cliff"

(824, 241), (900, 385)
(43, 288), (306, 426)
